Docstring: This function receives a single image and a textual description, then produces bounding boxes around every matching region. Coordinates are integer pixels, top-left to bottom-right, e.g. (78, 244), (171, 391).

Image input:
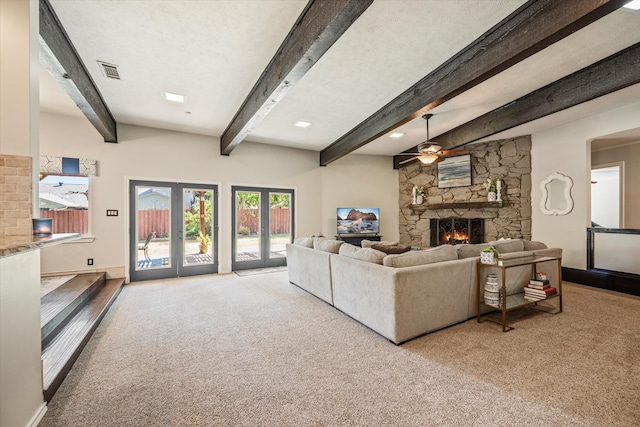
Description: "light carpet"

(234, 266), (288, 277)
(40, 272), (640, 426)
(40, 274), (76, 297)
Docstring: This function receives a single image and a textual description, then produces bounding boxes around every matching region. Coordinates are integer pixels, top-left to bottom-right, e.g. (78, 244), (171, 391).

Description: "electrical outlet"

(87, 258), (94, 266)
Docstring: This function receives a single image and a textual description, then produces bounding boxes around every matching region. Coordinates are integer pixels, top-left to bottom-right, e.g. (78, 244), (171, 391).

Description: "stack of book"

(524, 278), (557, 301)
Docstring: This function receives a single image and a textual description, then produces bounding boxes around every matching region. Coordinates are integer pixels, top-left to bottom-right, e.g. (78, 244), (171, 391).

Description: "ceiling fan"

(398, 114), (468, 165)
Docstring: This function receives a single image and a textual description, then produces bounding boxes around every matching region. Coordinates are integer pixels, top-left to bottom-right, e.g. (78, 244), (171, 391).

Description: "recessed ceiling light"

(623, 0), (640, 10)
(295, 121), (311, 128)
(390, 133), (404, 138)
(164, 92), (185, 103)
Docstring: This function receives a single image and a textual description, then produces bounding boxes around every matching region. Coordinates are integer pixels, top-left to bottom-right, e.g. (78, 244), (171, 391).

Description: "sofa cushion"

(361, 239), (398, 248)
(489, 239), (525, 253)
(383, 245), (458, 267)
(293, 237), (314, 248)
(339, 243), (386, 264)
(523, 240), (548, 250)
(313, 238), (344, 254)
(455, 243), (493, 259)
(371, 243), (411, 255)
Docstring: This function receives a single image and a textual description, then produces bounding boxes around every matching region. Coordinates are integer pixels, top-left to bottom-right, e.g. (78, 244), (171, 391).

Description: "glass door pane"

(232, 186), (294, 271)
(182, 188), (214, 267)
(131, 181), (217, 282)
(134, 185), (172, 271)
(269, 192), (291, 259)
(235, 190), (261, 263)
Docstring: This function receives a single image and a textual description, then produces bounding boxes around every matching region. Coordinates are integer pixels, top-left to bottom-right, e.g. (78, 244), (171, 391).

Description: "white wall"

(0, 0), (40, 215)
(0, 250), (47, 427)
(531, 101), (640, 269)
(39, 113), (399, 277)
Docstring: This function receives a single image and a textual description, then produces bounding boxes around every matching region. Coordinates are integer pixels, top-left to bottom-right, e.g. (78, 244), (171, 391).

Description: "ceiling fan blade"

(398, 156), (419, 165)
(440, 149), (470, 156)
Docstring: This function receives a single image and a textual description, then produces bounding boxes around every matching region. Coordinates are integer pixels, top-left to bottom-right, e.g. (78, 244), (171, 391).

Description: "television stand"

(335, 234), (381, 246)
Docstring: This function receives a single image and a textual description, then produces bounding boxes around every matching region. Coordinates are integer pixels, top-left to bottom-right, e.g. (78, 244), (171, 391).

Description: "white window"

(39, 174), (89, 234)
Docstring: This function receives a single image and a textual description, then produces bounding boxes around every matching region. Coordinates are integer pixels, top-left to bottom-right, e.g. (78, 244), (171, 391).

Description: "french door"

(130, 180), (218, 281)
(231, 186), (294, 271)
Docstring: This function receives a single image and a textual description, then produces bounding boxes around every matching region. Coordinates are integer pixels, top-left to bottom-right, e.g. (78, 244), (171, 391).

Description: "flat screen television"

(337, 207), (380, 235)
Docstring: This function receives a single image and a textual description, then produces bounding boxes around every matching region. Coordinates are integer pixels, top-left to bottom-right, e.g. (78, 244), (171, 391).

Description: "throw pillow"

(293, 237), (314, 248)
(371, 243), (411, 254)
(313, 238), (344, 254)
(361, 239), (398, 248)
(383, 245), (458, 267)
(339, 244), (386, 264)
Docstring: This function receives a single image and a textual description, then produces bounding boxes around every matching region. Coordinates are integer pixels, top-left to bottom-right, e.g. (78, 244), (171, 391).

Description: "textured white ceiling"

(40, 1), (640, 157)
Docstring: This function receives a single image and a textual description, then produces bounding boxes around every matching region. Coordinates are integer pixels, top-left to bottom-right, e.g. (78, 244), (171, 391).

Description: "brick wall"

(0, 154), (32, 238)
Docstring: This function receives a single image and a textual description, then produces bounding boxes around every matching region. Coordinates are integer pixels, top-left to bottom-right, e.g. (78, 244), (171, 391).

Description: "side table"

(477, 255), (563, 332)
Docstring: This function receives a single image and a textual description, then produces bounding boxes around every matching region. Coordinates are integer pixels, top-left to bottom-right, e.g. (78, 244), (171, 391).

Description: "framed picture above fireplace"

(437, 154), (471, 188)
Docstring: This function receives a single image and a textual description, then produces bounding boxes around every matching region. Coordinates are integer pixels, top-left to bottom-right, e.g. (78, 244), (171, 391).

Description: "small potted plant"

(197, 231), (211, 254)
(480, 246), (499, 265)
(483, 179), (497, 202)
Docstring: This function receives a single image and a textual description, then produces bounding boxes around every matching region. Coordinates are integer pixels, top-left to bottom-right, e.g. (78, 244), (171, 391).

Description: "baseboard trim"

(41, 266), (125, 280)
(27, 402), (47, 427)
(562, 267), (640, 296)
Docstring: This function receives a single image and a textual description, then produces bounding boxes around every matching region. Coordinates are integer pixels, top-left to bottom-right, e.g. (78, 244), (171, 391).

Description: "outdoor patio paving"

(137, 237), (287, 269)
(137, 253), (212, 269)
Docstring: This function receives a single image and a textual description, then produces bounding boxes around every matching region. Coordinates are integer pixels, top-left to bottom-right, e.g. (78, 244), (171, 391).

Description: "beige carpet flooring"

(40, 274), (76, 297)
(40, 272), (640, 426)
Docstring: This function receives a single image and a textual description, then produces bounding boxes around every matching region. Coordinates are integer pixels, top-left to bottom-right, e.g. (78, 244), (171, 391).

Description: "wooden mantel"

(410, 201), (503, 211)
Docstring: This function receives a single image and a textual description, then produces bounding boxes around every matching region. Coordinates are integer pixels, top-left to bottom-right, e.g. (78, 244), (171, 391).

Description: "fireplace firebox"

(430, 218), (484, 246)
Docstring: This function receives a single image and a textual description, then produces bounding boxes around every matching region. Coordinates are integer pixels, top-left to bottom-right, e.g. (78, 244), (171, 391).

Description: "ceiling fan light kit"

(398, 115), (468, 165)
(419, 155), (439, 164)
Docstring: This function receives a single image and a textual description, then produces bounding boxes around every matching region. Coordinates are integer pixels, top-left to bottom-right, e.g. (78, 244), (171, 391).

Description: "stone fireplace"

(398, 136), (532, 248)
(430, 218), (484, 246)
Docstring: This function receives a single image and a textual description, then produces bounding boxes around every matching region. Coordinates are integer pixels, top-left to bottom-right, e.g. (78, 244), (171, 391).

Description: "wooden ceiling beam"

(320, 0), (627, 166)
(393, 43), (640, 169)
(220, 0), (373, 156)
(39, 0), (117, 143)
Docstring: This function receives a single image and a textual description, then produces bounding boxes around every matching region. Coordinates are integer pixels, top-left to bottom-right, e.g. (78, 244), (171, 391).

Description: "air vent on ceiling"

(97, 61), (120, 80)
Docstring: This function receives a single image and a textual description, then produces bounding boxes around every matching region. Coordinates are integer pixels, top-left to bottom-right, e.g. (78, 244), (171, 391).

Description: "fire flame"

(443, 231), (469, 243)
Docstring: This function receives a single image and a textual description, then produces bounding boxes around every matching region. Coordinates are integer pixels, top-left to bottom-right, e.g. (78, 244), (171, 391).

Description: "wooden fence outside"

(40, 210), (88, 234)
(40, 208), (291, 240)
(137, 209), (170, 240)
(236, 208), (290, 235)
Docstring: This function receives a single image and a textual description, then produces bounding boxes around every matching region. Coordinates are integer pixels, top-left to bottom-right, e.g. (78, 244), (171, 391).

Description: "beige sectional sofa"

(286, 237), (562, 344)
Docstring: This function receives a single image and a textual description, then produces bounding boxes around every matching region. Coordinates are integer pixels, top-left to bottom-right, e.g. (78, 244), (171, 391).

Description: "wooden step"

(42, 277), (124, 402)
(41, 272), (106, 346)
